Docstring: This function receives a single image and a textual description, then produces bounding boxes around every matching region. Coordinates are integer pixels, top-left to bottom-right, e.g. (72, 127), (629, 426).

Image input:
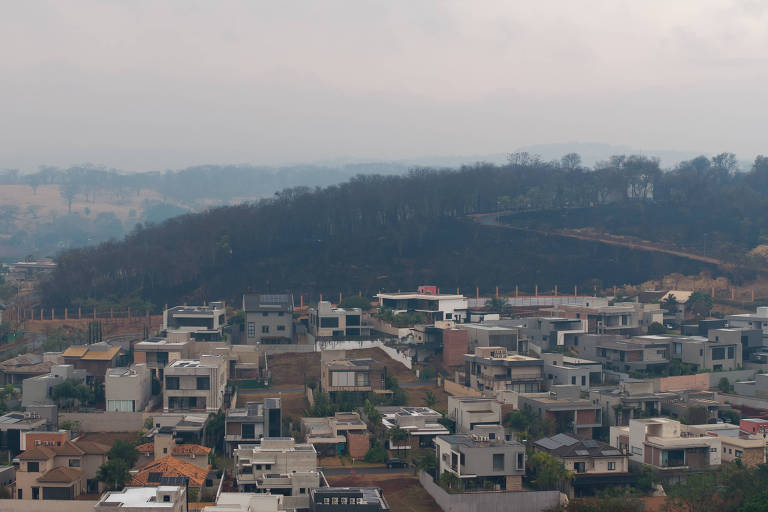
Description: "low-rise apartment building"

(686, 423), (766, 467)
(459, 324), (524, 353)
(590, 379), (673, 426)
(448, 396), (501, 434)
(435, 425), (526, 491)
(163, 302), (227, 342)
(309, 301), (371, 339)
(321, 357), (387, 395)
(610, 418), (721, 471)
(163, 355), (227, 412)
(94, 486), (187, 512)
(379, 406), (449, 450)
(463, 346), (543, 393)
(105, 363), (152, 412)
(234, 437), (319, 510)
(518, 386), (602, 439)
(552, 302), (662, 335)
(589, 336), (670, 373)
(224, 399), (282, 455)
(243, 294), (294, 345)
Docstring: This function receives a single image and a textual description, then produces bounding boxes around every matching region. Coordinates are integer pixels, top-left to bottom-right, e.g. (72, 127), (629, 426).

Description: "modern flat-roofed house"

(534, 433), (631, 496)
(588, 336), (670, 373)
(301, 412), (369, 458)
(243, 294), (294, 345)
(224, 399), (282, 455)
(0, 412), (48, 456)
(459, 324), (525, 353)
(163, 355), (227, 412)
(310, 488), (390, 512)
(610, 418), (721, 471)
(518, 386), (602, 440)
(519, 317), (586, 351)
(448, 396), (501, 434)
(435, 425), (526, 491)
(309, 301), (371, 339)
(551, 302), (662, 335)
(0, 354), (53, 386)
(379, 406), (449, 450)
(94, 486), (187, 512)
(321, 358), (387, 396)
(134, 338), (191, 379)
(668, 331), (743, 372)
(163, 302), (226, 342)
(234, 437), (319, 510)
(541, 353), (602, 391)
(202, 493), (283, 512)
(105, 364), (152, 412)
(727, 306), (768, 340)
(463, 346), (543, 393)
(375, 286), (468, 323)
(22, 364), (87, 407)
(686, 423), (766, 467)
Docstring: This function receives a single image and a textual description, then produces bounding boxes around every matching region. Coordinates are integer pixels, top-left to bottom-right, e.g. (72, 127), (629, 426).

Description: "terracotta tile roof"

(129, 455), (209, 488)
(19, 446), (56, 460)
(80, 346), (121, 361)
(51, 440), (86, 456)
(62, 347), (89, 358)
(136, 442), (154, 453)
(173, 444), (211, 456)
(0, 354), (52, 374)
(75, 440), (110, 455)
(37, 466), (83, 483)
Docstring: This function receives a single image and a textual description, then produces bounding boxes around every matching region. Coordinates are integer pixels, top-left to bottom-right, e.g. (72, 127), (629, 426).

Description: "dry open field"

(326, 473), (440, 512)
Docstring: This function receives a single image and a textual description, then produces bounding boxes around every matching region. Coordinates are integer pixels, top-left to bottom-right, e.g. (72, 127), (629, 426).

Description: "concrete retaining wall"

(418, 471), (562, 512)
(443, 379), (483, 398)
(60, 411), (148, 432)
(317, 340), (412, 369)
(715, 392), (768, 410)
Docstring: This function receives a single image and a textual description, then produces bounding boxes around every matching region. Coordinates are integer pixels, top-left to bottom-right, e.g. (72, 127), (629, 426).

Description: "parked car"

(386, 458), (409, 469)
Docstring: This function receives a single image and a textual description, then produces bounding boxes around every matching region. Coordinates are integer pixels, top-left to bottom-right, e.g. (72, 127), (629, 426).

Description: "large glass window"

(165, 376), (180, 390)
(247, 322), (255, 337)
(320, 317), (339, 328)
(492, 453), (504, 471)
(197, 377), (210, 390)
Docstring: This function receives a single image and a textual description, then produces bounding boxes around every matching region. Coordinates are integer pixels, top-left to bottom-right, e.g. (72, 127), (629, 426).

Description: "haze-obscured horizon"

(2, 1), (767, 172)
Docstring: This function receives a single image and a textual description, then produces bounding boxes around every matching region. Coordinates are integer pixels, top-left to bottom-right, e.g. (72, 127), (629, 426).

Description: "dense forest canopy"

(40, 152), (768, 310)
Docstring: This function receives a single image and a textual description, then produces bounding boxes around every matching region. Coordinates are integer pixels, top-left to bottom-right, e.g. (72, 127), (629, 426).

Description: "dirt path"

(470, 211), (725, 266)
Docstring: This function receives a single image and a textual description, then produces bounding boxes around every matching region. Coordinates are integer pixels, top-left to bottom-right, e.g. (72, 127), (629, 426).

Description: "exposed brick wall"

(346, 432), (370, 460)
(442, 329), (469, 367)
(576, 409), (597, 425)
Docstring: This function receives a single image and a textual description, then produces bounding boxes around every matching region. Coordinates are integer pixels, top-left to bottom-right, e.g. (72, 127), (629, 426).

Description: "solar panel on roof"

(551, 433), (578, 446)
(535, 438), (561, 450)
(601, 449), (622, 456)
(575, 450), (589, 456)
(582, 440), (599, 448)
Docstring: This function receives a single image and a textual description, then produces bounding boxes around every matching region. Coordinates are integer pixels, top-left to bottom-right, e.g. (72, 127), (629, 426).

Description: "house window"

(262, 326), (269, 333)
(27, 462), (39, 472)
(728, 346), (735, 359)
(197, 376), (210, 390)
(492, 453), (504, 471)
(332, 498), (339, 505)
(735, 450), (743, 458)
(571, 377), (576, 385)
(163, 495), (171, 502)
(581, 376), (586, 386)
(265, 464), (271, 470)
(69, 459), (80, 467)
(165, 376), (179, 390)
(341, 498), (348, 504)
(517, 453), (524, 469)
(323, 498), (329, 504)
(279, 312), (285, 317)
(32, 487), (39, 500)
(320, 317), (339, 328)
(608, 461), (616, 471)
(300, 488), (306, 494)
(712, 347), (725, 360)
(460, 453), (465, 466)
(248, 322), (255, 337)
(262, 312), (269, 317)
(277, 325), (286, 331)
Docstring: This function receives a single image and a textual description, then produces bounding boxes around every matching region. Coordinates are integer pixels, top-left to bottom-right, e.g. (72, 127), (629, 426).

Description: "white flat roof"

(102, 486), (182, 507)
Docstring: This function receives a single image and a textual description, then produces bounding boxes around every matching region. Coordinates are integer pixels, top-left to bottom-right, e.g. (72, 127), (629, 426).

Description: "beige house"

(234, 438), (319, 511)
(535, 433), (629, 475)
(134, 338), (191, 379)
(106, 363), (152, 412)
(463, 347), (543, 393)
(16, 439), (109, 499)
(685, 423), (766, 467)
(447, 396), (501, 434)
(321, 357), (387, 395)
(309, 301), (371, 339)
(163, 355), (227, 412)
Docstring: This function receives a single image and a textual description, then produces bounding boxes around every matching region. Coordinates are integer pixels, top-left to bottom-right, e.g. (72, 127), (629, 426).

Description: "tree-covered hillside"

(41, 153), (768, 309)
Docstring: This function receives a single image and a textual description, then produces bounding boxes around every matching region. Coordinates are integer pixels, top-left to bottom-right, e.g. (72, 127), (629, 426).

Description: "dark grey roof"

(243, 294), (293, 311)
(535, 434), (623, 459)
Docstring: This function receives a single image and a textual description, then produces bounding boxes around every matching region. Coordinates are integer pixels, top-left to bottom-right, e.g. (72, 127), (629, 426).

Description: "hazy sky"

(2, 1), (767, 172)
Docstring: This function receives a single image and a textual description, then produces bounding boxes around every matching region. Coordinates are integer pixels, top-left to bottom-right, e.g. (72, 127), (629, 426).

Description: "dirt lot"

(266, 347), (416, 388)
(78, 431), (143, 444)
(326, 473), (439, 512)
(405, 383), (451, 412)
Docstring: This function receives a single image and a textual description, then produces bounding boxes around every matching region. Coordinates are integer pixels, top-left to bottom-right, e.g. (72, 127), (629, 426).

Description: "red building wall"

(442, 329), (469, 367)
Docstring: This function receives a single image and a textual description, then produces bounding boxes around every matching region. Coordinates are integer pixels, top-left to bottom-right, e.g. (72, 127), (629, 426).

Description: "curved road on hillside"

(470, 211), (725, 267)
